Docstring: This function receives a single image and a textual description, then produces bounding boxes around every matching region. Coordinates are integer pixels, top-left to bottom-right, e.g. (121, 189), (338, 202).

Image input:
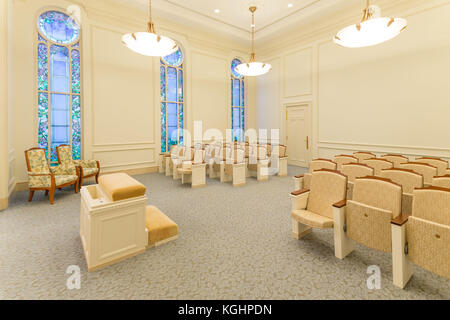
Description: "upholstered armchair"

(294, 159), (337, 191)
(391, 187), (450, 288)
(334, 155), (358, 171)
(399, 162), (438, 186)
(353, 151), (376, 162)
(381, 168), (424, 215)
(340, 163), (374, 200)
(415, 157), (449, 176)
(178, 148), (206, 188)
(333, 177), (402, 260)
(220, 147), (246, 187)
(291, 169), (347, 240)
(381, 154), (409, 168)
(25, 148), (79, 204)
(361, 158), (394, 176)
(432, 175), (450, 188)
(56, 144), (100, 189)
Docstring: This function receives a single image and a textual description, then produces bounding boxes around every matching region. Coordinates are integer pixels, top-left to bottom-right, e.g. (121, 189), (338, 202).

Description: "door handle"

(306, 136), (309, 150)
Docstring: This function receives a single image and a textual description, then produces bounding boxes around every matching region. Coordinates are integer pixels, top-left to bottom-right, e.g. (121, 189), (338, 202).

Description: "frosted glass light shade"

(334, 17), (407, 48)
(122, 32), (178, 57)
(235, 62), (272, 77)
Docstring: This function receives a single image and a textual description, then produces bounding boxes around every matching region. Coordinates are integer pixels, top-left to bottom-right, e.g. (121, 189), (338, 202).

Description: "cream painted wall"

(11, 0), (254, 185)
(7, 0), (14, 196)
(256, 0), (450, 165)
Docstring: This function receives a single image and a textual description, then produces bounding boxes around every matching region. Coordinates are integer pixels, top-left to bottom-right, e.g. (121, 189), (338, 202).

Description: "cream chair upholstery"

(415, 157), (449, 176)
(178, 148), (206, 188)
(381, 168), (424, 215)
(334, 155), (358, 171)
(270, 144), (288, 177)
(353, 152), (376, 162)
(248, 145), (270, 182)
(341, 163), (374, 199)
(333, 177), (402, 260)
(432, 175), (450, 189)
(220, 147), (246, 187)
(361, 158), (394, 176)
(399, 162), (438, 186)
(165, 145), (183, 177)
(381, 154), (409, 168)
(291, 170), (347, 239)
(208, 143), (225, 179)
(391, 187), (450, 288)
(172, 146), (192, 180)
(293, 159), (337, 191)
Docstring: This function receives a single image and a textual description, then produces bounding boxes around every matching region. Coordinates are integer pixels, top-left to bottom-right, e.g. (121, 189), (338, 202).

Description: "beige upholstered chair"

(399, 162), (438, 186)
(56, 144), (100, 189)
(333, 177), (402, 260)
(391, 187), (450, 288)
(415, 157), (449, 176)
(432, 175), (450, 189)
(178, 148), (206, 188)
(209, 145), (231, 179)
(361, 158), (394, 176)
(293, 159), (337, 191)
(381, 154), (409, 168)
(334, 155), (358, 171)
(220, 147), (246, 187)
(381, 168), (424, 215)
(165, 145), (183, 177)
(341, 163), (374, 199)
(25, 148), (79, 204)
(248, 144), (270, 181)
(172, 146), (191, 180)
(291, 170), (347, 240)
(353, 152), (376, 163)
(270, 144), (288, 177)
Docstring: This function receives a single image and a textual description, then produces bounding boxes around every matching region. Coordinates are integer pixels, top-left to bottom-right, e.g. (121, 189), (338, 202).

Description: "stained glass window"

(161, 47), (184, 153)
(37, 10), (82, 163)
(231, 59), (245, 142)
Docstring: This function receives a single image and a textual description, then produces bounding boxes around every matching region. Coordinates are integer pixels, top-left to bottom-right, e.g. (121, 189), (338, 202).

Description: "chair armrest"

(333, 200), (347, 208)
(291, 189), (310, 211)
(28, 172), (52, 177)
(74, 159), (98, 168)
(294, 175), (304, 179)
(391, 214), (409, 226)
(291, 188), (310, 196)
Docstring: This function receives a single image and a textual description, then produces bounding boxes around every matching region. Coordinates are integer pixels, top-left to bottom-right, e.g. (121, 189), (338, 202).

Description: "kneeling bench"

(80, 173), (147, 272)
(145, 206), (179, 248)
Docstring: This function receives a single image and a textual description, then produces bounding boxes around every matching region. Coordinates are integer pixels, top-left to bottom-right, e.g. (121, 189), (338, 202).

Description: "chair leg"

(95, 173), (99, 184)
(45, 190), (49, 197)
(79, 175), (84, 189)
(28, 190), (35, 202)
(49, 188), (55, 205)
(74, 181), (79, 194)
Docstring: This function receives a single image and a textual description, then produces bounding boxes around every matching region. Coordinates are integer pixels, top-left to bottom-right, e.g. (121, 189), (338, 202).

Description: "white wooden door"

(286, 105), (310, 167)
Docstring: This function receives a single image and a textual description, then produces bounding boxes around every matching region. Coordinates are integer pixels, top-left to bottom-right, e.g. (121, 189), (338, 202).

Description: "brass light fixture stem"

(147, 0), (156, 33)
(249, 6), (257, 62)
(361, 0), (372, 22)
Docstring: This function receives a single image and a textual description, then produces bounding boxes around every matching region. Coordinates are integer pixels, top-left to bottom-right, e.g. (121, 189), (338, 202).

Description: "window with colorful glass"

(37, 10), (81, 164)
(231, 58), (245, 142)
(160, 47), (184, 153)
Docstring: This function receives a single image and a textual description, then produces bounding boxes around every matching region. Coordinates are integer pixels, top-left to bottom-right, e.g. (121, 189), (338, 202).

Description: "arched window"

(231, 58), (245, 142)
(160, 47), (184, 153)
(37, 10), (81, 163)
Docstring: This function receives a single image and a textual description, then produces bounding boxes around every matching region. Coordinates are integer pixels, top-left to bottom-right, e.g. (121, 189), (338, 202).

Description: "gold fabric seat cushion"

(146, 206), (179, 246)
(81, 167), (99, 177)
(177, 167), (192, 174)
(98, 173), (146, 202)
(29, 175), (78, 188)
(291, 210), (334, 229)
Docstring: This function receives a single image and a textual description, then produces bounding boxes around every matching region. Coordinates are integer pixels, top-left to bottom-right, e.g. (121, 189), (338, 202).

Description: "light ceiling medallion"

(235, 7), (272, 77)
(122, 0), (178, 57)
(334, 0), (407, 48)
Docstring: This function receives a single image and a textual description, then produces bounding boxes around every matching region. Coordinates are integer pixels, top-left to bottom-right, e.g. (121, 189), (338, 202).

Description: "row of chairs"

(290, 152), (450, 288)
(294, 152), (450, 215)
(159, 142), (288, 188)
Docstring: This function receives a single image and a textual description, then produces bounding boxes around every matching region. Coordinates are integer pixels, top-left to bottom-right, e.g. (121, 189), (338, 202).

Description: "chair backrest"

(257, 146), (268, 160)
(307, 169), (347, 219)
(361, 158), (394, 176)
(353, 152), (376, 162)
(380, 154), (409, 168)
(341, 163), (374, 183)
(25, 148), (50, 174)
(309, 159), (337, 173)
(234, 148), (245, 164)
(399, 162), (438, 185)
(380, 168), (423, 194)
(412, 187), (450, 226)
(193, 149), (205, 164)
(415, 157), (449, 176)
(353, 177), (402, 217)
(432, 175), (450, 189)
(334, 155), (358, 170)
(56, 144), (73, 165)
(271, 145), (287, 158)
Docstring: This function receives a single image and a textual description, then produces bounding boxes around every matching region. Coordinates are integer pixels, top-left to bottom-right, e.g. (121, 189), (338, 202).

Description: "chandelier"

(334, 0), (407, 48)
(235, 7), (271, 77)
(122, 0), (178, 57)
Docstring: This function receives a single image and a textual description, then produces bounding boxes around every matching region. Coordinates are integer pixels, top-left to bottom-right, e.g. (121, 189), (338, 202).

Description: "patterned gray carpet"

(0, 166), (448, 300)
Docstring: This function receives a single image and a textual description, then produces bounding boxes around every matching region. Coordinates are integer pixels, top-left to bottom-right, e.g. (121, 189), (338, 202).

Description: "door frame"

(284, 102), (312, 168)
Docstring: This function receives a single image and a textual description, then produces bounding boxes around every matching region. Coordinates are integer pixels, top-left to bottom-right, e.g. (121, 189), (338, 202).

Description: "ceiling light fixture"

(122, 0), (178, 57)
(288, 4), (294, 8)
(235, 7), (272, 77)
(334, 0), (407, 48)
(215, 9), (220, 13)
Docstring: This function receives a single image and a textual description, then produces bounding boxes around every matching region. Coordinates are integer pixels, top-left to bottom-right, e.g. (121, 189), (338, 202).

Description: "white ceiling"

(111, 0), (362, 43)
